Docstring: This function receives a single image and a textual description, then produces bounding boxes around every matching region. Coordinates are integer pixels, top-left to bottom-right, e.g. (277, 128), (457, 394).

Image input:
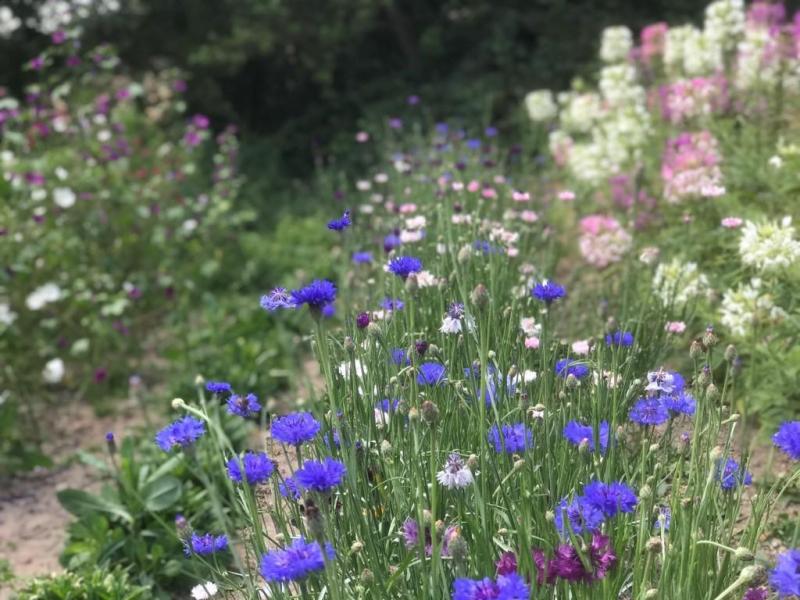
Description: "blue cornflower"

(260, 287), (297, 312)
(554, 496), (605, 536)
(629, 398), (670, 426)
(294, 457), (347, 493)
(531, 280), (566, 304)
(488, 423), (534, 453)
(327, 209), (351, 231)
(270, 412), (321, 446)
(387, 255), (423, 279)
(645, 369), (683, 395)
(605, 331), (634, 347)
(773, 421), (800, 461)
(321, 302), (336, 318)
(227, 393), (261, 418)
(189, 533), (228, 556)
(485, 126), (499, 137)
(352, 251), (373, 264)
(383, 232), (402, 253)
(290, 279), (337, 310)
(390, 347), (410, 366)
(452, 573), (530, 600)
(563, 420), (610, 453)
(279, 476), (301, 499)
(466, 138), (481, 150)
(377, 398), (400, 413)
(206, 380), (232, 394)
(583, 481), (638, 517)
(769, 548), (800, 598)
(380, 297), (404, 311)
(417, 362), (447, 386)
(155, 416), (205, 452)
(663, 392), (696, 417)
(227, 452), (274, 485)
(260, 537), (335, 583)
(473, 240), (499, 255)
(715, 458), (752, 491)
(435, 122), (449, 134)
(555, 359), (589, 380)
(653, 506), (671, 532)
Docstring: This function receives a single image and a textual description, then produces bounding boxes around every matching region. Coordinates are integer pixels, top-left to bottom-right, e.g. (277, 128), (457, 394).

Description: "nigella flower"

(769, 549), (800, 598)
(582, 481), (638, 517)
(327, 209), (351, 231)
(452, 574), (530, 600)
(226, 452), (274, 485)
(773, 421), (800, 460)
(270, 412), (321, 446)
(260, 287), (297, 312)
(294, 457), (347, 493)
(291, 279), (337, 311)
(259, 537), (335, 583)
(417, 362), (447, 386)
(436, 453), (474, 489)
(488, 423), (534, 453)
(352, 251), (373, 264)
(555, 359), (589, 379)
(605, 331), (634, 347)
(715, 458), (753, 491)
(206, 380), (232, 395)
(531, 280), (566, 304)
(380, 297), (404, 311)
(496, 551), (518, 576)
(155, 416), (205, 452)
(390, 347), (411, 366)
(387, 255), (423, 279)
(662, 392), (696, 417)
(629, 398), (670, 426)
(226, 393), (261, 418)
(189, 533), (228, 556)
(554, 496), (605, 536)
(563, 420), (610, 453)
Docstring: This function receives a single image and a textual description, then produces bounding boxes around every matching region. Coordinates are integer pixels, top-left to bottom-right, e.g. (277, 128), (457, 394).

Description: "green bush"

(13, 568), (147, 600)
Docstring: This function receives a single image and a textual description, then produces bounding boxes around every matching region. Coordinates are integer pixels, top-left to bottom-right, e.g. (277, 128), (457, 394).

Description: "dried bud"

(304, 500), (325, 540)
(360, 569), (375, 586)
(497, 528), (509, 536)
(690, 339), (704, 359)
(735, 547), (754, 562)
(344, 336), (355, 353)
(697, 366), (711, 387)
(646, 537), (662, 553)
(421, 400), (440, 425)
(705, 383), (720, 402)
(171, 397), (185, 410)
(649, 443), (660, 454)
(702, 325), (718, 348)
(724, 344), (737, 363)
(471, 283), (489, 310)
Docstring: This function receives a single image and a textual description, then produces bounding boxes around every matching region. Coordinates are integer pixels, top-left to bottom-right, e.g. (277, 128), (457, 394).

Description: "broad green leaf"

(141, 475), (182, 512)
(57, 489), (133, 523)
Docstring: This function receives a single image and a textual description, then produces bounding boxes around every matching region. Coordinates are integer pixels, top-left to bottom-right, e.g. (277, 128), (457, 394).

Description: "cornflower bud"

(405, 273), (418, 293)
(706, 383), (720, 402)
(467, 454), (479, 469)
(367, 322), (382, 340)
(350, 541), (364, 554)
(690, 339), (704, 359)
(646, 537), (662, 553)
(471, 283), (489, 309)
(356, 312), (370, 329)
(171, 397), (185, 410)
(702, 325), (718, 348)
(734, 547), (754, 562)
(344, 336), (355, 353)
(448, 534), (469, 564)
(724, 344), (737, 363)
(644, 589), (658, 599)
(421, 400), (440, 425)
(360, 569), (375, 586)
(415, 339), (429, 356)
(194, 374), (205, 386)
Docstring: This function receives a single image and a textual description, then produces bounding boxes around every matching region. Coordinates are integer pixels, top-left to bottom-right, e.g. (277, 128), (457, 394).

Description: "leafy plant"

(12, 568), (148, 600)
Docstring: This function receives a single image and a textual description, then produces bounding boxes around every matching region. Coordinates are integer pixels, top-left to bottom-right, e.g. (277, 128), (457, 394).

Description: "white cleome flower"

(25, 283), (63, 310)
(599, 26), (633, 63)
(436, 454), (474, 489)
(720, 278), (787, 338)
(524, 90), (558, 122)
(738, 217), (800, 272)
(42, 358), (65, 384)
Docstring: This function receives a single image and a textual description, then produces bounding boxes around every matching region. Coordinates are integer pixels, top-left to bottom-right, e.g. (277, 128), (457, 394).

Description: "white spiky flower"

(436, 454), (474, 489)
(739, 217), (800, 272)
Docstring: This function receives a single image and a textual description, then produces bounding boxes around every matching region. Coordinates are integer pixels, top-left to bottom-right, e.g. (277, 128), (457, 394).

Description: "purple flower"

(189, 533), (228, 555)
(452, 573), (530, 600)
(260, 537), (335, 583)
(327, 209), (352, 231)
(417, 362), (446, 386)
(715, 458), (752, 491)
(563, 420), (610, 453)
(554, 496), (605, 536)
(532, 280), (566, 304)
(206, 380), (232, 394)
(488, 423), (534, 453)
(352, 251), (373, 264)
(582, 481), (638, 517)
(605, 331), (634, 347)
(383, 233), (402, 253)
(227, 393), (261, 418)
(654, 506), (671, 531)
(291, 280), (337, 310)
(387, 256), (422, 279)
(645, 369), (682, 395)
(769, 549), (800, 598)
(547, 533), (616, 583)
(629, 398), (670, 426)
(742, 587), (768, 600)
(496, 551), (518, 576)
(356, 312), (370, 329)
(260, 287), (297, 311)
(663, 392), (696, 417)
(555, 359), (589, 379)
(294, 457), (347, 493)
(227, 452), (274, 485)
(279, 476), (301, 499)
(155, 416), (205, 452)
(271, 412), (321, 446)
(391, 347), (411, 366)
(773, 421), (800, 460)
(380, 297), (404, 311)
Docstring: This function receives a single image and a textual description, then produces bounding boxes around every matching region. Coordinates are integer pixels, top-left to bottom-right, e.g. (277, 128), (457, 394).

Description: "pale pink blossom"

(665, 321), (686, 334)
(355, 131), (370, 143)
(571, 339), (591, 355)
(452, 181), (464, 191)
(467, 180), (480, 193)
(520, 210), (539, 223)
(399, 203), (417, 214)
(512, 190), (530, 202)
(482, 187), (498, 199)
(578, 215), (632, 268)
(525, 337), (541, 349)
(507, 247), (519, 257)
(721, 217), (743, 229)
(557, 190), (576, 201)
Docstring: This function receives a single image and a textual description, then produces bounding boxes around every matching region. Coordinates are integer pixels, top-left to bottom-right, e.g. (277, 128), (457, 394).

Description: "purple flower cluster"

(206, 380), (232, 394)
(605, 331), (634, 346)
(155, 416), (205, 452)
(227, 393), (261, 418)
(294, 457), (347, 493)
(555, 480), (637, 536)
(563, 420), (610, 453)
(452, 573), (530, 600)
(260, 537), (335, 583)
(555, 359), (589, 379)
(327, 209), (352, 231)
(189, 533), (228, 556)
(533, 532), (617, 584)
(715, 458), (753, 491)
(773, 421), (800, 460)
(488, 423), (534, 453)
(271, 412), (321, 446)
(226, 452), (274, 485)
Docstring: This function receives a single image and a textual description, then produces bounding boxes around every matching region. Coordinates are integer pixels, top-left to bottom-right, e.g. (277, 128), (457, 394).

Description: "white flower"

(55, 166), (69, 180)
(26, 283), (63, 310)
(571, 340), (591, 355)
(53, 187), (76, 208)
(356, 179), (372, 191)
(0, 302), (17, 326)
(652, 259), (709, 307)
(440, 316), (463, 335)
(524, 90), (558, 122)
(720, 278), (787, 337)
(599, 26), (633, 63)
(523, 370), (538, 384)
(415, 270), (439, 288)
(400, 229), (424, 244)
(768, 155), (783, 169)
(338, 359), (367, 379)
(191, 582), (219, 599)
(405, 216), (426, 230)
(0, 7), (21, 37)
(42, 358), (65, 384)
(436, 454), (474, 489)
(519, 317), (540, 337)
(739, 217), (800, 272)
(704, 0), (745, 51)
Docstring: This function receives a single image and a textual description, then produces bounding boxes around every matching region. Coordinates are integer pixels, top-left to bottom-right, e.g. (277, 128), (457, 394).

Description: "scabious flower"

(769, 549), (800, 598)
(629, 398), (670, 426)
(227, 393), (261, 417)
(563, 420), (610, 453)
(555, 359), (589, 379)
(532, 280), (566, 304)
(260, 287), (297, 311)
(436, 454), (474, 489)
(715, 458), (753, 490)
(270, 412), (321, 446)
(259, 537), (335, 583)
(227, 452), (274, 485)
(291, 279), (337, 311)
(189, 533), (228, 556)
(773, 421), (800, 460)
(155, 416), (205, 452)
(294, 457), (347, 493)
(582, 481), (638, 517)
(605, 331), (634, 346)
(488, 423), (534, 453)
(327, 209), (351, 231)
(452, 574), (530, 600)
(554, 496), (605, 536)
(578, 215), (632, 268)
(387, 255), (423, 279)
(417, 362), (447, 386)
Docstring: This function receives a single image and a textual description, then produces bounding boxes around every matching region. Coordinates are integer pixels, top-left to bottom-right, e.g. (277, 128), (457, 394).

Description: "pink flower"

(640, 22), (668, 64)
(520, 210), (539, 223)
(467, 180), (481, 193)
(721, 217), (743, 229)
(512, 190), (530, 202)
(482, 187), (498, 199)
(355, 131), (369, 143)
(661, 131), (724, 203)
(571, 340), (590, 355)
(507, 247), (519, 257)
(665, 321), (686, 334)
(578, 215), (632, 268)
(525, 337), (541, 350)
(399, 203), (417, 214)
(557, 190), (576, 201)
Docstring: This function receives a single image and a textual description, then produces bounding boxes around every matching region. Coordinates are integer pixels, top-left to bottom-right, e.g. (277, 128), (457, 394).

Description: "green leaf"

(57, 489), (133, 523)
(141, 476), (182, 512)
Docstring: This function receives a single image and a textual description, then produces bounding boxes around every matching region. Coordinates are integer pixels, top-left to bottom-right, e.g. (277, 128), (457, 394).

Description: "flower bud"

(421, 400), (440, 425)
(304, 500), (325, 539)
(467, 454), (479, 469)
(710, 446), (724, 461)
(639, 484), (652, 500)
(344, 336), (355, 353)
(697, 366), (711, 387)
(415, 339), (429, 356)
(605, 316), (618, 333)
(171, 397), (185, 410)
(367, 322), (382, 340)
(702, 325), (718, 348)
(497, 528), (509, 536)
(194, 374), (205, 386)
(105, 432), (116, 455)
(356, 312), (370, 329)
(644, 589), (658, 599)
(513, 458), (526, 471)
(448, 534), (469, 564)
(380, 440), (393, 454)
(566, 374), (579, 389)
(724, 344), (737, 363)
(360, 569), (375, 586)
(705, 383), (720, 402)
(471, 284), (489, 310)
(738, 565), (765, 584)
(734, 547), (754, 562)
(646, 537), (662, 553)
(457, 245), (472, 263)
(350, 541), (364, 554)
(405, 273), (418, 294)
(690, 339), (704, 359)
